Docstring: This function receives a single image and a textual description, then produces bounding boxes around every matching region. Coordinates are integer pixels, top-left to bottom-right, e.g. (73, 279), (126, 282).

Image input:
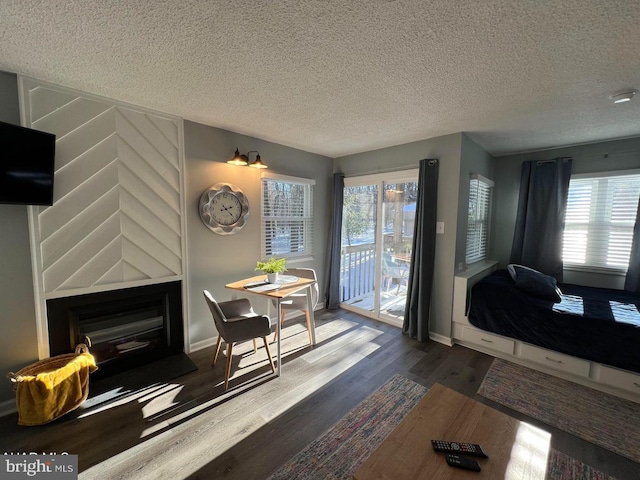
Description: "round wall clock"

(199, 183), (250, 235)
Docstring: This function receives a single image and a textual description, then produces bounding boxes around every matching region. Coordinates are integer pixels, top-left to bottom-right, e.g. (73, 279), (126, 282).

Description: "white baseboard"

(429, 332), (453, 346)
(0, 397), (16, 418)
(189, 336), (218, 353)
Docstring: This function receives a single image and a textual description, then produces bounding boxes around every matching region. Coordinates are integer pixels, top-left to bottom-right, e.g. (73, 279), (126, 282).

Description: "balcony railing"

(340, 243), (376, 302)
(340, 242), (410, 321)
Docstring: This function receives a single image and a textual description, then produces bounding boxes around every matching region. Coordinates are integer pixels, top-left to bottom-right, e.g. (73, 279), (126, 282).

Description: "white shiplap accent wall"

(19, 78), (187, 358)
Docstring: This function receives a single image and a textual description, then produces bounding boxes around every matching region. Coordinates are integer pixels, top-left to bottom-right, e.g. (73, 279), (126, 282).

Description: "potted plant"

(256, 257), (287, 283)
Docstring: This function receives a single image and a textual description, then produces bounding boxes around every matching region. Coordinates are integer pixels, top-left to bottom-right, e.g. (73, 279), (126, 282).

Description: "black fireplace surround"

(46, 281), (184, 378)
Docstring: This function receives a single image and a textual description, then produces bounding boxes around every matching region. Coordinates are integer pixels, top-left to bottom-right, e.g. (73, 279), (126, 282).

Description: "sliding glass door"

(339, 170), (418, 326)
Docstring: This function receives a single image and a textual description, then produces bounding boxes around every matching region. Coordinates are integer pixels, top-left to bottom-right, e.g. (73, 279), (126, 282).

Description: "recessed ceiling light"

(611, 91), (636, 104)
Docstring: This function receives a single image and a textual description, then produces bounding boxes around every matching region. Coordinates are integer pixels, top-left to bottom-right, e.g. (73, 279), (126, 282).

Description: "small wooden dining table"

(225, 274), (317, 376)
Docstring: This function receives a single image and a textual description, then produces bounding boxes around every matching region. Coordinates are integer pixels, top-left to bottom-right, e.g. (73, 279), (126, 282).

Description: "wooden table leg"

(306, 285), (317, 345)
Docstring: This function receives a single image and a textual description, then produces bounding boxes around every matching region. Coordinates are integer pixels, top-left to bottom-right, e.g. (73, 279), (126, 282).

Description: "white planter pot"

(266, 273), (280, 284)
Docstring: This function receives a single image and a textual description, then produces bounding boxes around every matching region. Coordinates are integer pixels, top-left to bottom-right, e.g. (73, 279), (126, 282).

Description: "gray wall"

(184, 121), (333, 346)
(456, 134), (495, 273)
(0, 71), (40, 404)
(334, 133), (463, 339)
(491, 136), (640, 288)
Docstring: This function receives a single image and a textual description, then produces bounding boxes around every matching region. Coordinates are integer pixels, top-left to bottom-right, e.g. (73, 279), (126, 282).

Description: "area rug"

(547, 450), (615, 480)
(478, 358), (640, 465)
(267, 374), (614, 480)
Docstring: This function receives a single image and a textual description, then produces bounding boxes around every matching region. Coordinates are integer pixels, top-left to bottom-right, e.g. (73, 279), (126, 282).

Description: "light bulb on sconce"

(227, 148), (248, 166)
(249, 154), (268, 169)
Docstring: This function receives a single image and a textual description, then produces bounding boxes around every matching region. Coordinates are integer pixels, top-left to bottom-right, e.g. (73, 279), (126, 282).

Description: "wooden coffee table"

(353, 383), (551, 479)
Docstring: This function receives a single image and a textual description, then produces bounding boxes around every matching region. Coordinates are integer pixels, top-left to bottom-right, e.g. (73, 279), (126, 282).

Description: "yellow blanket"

(15, 352), (98, 426)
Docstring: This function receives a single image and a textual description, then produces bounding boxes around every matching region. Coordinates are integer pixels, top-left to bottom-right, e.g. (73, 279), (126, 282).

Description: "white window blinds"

(466, 174), (494, 265)
(261, 174), (314, 259)
(563, 173), (640, 271)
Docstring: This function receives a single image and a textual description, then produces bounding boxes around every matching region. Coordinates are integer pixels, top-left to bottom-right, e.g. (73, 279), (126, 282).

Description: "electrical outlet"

(436, 222), (445, 234)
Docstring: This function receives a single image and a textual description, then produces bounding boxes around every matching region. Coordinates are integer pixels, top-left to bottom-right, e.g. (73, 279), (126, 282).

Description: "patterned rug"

(478, 358), (640, 465)
(267, 374), (614, 480)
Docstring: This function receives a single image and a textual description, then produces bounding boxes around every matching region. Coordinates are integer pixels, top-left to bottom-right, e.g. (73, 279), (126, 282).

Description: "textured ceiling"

(1, 0), (639, 158)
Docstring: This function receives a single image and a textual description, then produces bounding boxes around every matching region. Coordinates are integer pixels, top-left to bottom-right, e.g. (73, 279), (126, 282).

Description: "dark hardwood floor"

(1, 308), (639, 479)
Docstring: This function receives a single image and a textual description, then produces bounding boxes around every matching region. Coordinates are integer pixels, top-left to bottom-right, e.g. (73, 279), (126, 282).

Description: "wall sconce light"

(227, 148), (268, 169)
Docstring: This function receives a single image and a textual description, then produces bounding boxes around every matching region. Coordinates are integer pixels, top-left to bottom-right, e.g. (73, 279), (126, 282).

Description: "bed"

(468, 269), (640, 374)
(451, 262), (640, 402)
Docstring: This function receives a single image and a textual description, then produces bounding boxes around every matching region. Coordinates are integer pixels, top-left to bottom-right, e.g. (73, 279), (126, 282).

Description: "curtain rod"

(536, 157), (572, 165)
(342, 163), (419, 177)
(343, 158), (439, 177)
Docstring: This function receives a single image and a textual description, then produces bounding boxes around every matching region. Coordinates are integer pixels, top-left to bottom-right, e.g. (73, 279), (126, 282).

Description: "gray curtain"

(324, 173), (344, 309)
(510, 158), (572, 281)
(403, 159), (439, 342)
(624, 196), (640, 293)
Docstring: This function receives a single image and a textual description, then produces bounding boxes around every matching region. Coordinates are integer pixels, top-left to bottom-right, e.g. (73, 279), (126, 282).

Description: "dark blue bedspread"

(468, 270), (640, 374)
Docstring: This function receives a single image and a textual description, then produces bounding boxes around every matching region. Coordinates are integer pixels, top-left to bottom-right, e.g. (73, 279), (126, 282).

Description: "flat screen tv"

(0, 121), (56, 206)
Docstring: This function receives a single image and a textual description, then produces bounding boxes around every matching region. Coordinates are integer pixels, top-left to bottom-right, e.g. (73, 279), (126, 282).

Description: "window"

(466, 174), (494, 265)
(261, 173), (315, 259)
(563, 172), (640, 271)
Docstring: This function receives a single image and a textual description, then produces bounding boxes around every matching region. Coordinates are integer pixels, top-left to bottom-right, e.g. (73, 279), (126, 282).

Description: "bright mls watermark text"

(1, 454), (77, 479)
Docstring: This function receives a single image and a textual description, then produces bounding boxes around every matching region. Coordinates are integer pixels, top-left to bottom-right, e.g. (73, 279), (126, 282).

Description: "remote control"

(445, 454), (481, 472)
(431, 440), (489, 458)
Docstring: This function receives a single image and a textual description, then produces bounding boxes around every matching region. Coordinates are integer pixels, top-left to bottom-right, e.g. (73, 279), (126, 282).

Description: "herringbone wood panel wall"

(23, 79), (184, 295)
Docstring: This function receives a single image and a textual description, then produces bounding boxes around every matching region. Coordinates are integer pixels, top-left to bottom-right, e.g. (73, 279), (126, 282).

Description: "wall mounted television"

(0, 121), (56, 206)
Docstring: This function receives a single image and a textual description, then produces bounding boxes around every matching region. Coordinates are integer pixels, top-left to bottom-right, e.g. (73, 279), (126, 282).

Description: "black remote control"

(431, 440), (488, 458)
(445, 454), (481, 472)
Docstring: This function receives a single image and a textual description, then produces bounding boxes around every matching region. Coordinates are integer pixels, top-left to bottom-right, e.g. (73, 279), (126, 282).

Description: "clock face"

(199, 183), (250, 235)
(211, 192), (242, 225)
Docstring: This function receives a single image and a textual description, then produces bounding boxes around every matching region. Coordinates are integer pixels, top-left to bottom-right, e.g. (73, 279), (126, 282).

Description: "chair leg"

(304, 310), (313, 345)
(263, 337), (276, 373)
(253, 338), (257, 353)
(224, 343), (234, 390)
(212, 336), (222, 366)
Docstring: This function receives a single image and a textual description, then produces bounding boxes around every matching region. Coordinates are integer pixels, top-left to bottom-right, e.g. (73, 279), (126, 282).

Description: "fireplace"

(46, 281), (184, 378)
